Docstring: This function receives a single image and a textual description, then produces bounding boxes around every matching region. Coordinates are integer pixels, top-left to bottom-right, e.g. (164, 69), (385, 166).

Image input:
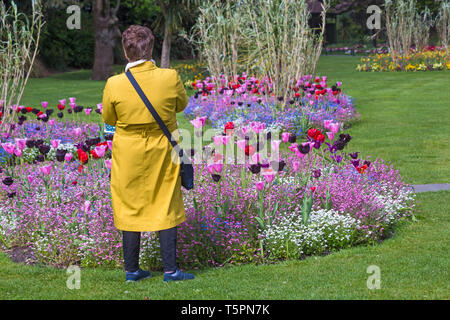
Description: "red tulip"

(245, 145), (256, 156)
(77, 148), (88, 164)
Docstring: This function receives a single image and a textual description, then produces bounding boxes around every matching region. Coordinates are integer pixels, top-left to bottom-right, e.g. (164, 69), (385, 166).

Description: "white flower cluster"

(263, 209), (361, 259)
(0, 206), (17, 248)
(373, 182), (416, 224)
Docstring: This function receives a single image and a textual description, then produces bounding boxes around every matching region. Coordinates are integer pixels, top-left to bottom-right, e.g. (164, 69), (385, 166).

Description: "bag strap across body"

(125, 70), (190, 165)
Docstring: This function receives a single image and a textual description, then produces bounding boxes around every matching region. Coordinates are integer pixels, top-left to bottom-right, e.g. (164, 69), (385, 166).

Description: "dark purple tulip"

(45, 109), (54, 116)
(334, 139), (346, 151)
(36, 155), (45, 162)
(7, 192), (16, 199)
(55, 149), (67, 162)
(249, 164), (261, 174)
(334, 154), (342, 163)
(363, 160), (371, 167)
(26, 140), (35, 148)
(38, 144), (51, 155)
(313, 169), (321, 178)
(31, 108), (40, 115)
(67, 108), (73, 114)
(2, 176), (13, 186)
(211, 174), (221, 182)
(298, 143), (310, 154)
(271, 160), (286, 172)
(349, 152), (359, 159)
(18, 115), (27, 122)
(288, 133), (297, 143)
(57, 112), (64, 118)
(351, 159), (360, 168)
(188, 148), (196, 157)
(104, 134), (114, 141)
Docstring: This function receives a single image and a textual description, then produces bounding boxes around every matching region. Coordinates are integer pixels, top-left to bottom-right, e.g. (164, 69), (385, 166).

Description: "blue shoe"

(163, 268), (195, 282)
(125, 269), (151, 282)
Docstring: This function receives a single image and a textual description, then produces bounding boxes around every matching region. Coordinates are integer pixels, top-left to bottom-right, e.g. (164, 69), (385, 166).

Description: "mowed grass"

(0, 190), (448, 300)
(2, 56), (448, 299)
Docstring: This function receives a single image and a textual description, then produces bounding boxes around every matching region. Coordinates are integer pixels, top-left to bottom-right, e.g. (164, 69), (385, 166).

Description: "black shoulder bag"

(125, 70), (194, 190)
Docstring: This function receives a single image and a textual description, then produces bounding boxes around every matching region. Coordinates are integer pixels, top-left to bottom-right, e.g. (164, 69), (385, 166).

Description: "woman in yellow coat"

(102, 25), (194, 282)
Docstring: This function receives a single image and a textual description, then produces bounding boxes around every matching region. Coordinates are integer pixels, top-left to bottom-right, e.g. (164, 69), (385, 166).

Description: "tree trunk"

(159, 1), (171, 69)
(91, 0), (121, 80)
(161, 20), (172, 68)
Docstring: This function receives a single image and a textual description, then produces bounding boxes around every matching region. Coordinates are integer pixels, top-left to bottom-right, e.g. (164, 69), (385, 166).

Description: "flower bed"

(357, 47), (450, 72)
(184, 75), (358, 137)
(0, 113), (415, 269)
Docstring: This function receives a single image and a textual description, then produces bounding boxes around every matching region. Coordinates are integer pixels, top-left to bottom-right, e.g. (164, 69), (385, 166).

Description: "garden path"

(412, 183), (450, 193)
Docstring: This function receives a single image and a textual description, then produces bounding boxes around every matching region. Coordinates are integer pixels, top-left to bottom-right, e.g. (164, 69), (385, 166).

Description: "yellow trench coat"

(102, 61), (189, 232)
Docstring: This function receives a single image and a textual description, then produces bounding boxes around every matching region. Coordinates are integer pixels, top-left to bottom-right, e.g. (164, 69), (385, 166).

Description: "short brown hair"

(122, 25), (154, 62)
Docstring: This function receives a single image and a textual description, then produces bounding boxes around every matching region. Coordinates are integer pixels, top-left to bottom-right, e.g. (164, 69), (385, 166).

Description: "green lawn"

(1, 56), (448, 300)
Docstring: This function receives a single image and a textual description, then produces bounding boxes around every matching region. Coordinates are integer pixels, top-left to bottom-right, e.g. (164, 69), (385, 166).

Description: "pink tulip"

(14, 148), (22, 157)
(190, 116), (206, 128)
(97, 103), (103, 113)
(222, 136), (231, 145)
(206, 164), (215, 174)
(105, 159), (112, 169)
(107, 140), (113, 150)
(292, 161), (300, 172)
(262, 169), (276, 183)
(73, 128), (82, 136)
(236, 139), (247, 151)
(40, 165), (52, 175)
(69, 97), (76, 104)
(84, 201), (92, 214)
(15, 139), (27, 151)
(50, 139), (60, 149)
(48, 119), (55, 126)
(251, 153), (261, 164)
(27, 175), (34, 185)
(288, 143), (298, 153)
(39, 113), (47, 119)
(329, 122), (340, 134)
(84, 108), (92, 116)
(241, 127), (249, 135)
(70, 102), (76, 109)
(1, 143), (15, 155)
(326, 132), (335, 141)
(250, 121), (265, 134)
(213, 136), (223, 146)
(64, 153), (73, 162)
(59, 99), (66, 106)
(94, 145), (107, 158)
(336, 81), (342, 87)
(41, 101), (48, 109)
(281, 132), (290, 143)
(212, 163), (223, 173)
(271, 140), (281, 151)
(255, 181), (265, 191)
